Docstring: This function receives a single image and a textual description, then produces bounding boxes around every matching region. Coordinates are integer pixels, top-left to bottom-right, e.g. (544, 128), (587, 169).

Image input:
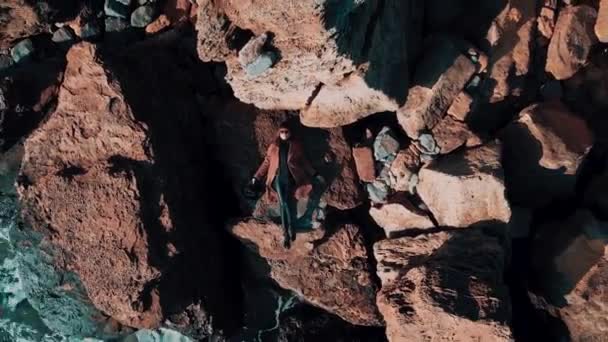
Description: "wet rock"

(10, 39), (35, 64)
(370, 195), (434, 237)
(530, 210), (608, 341)
(131, 6), (156, 28)
(597, 0), (608, 42)
(52, 26), (76, 43)
(197, 0), (423, 127)
(546, 5), (597, 80)
(501, 102), (593, 207)
(228, 219), (383, 327)
(0, 0), (43, 51)
(373, 127), (400, 164)
(398, 36), (476, 139)
(417, 142), (511, 227)
(352, 146), (375, 183)
(432, 115), (480, 154)
(105, 16), (130, 33)
(104, 0), (130, 19)
(374, 228), (513, 342)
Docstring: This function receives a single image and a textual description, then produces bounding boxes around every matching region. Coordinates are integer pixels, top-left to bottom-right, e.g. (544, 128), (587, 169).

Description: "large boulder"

(397, 36), (476, 139)
(16, 42), (236, 338)
(546, 5), (598, 80)
(374, 228), (512, 342)
(501, 102), (593, 208)
(0, 1), (43, 51)
(228, 218), (383, 327)
(529, 210), (608, 342)
(196, 0), (423, 127)
(417, 142), (511, 227)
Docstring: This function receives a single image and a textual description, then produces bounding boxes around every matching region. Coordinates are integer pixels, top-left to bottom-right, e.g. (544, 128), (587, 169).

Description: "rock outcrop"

(546, 5), (597, 80)
(374, 228), (512, 342)
(529, 210), (608, 342)
(196, 0), (423, 127)
(228, 218), (382, 327)
(502, 102), (593, 208)
(417, 142), (511, 227)
(15, 42), (236, 338)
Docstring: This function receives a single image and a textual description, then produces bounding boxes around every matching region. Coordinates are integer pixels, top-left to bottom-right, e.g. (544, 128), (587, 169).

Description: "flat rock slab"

(369, 195), (434, 237)
(417, 142), (511, 227)
(228, 218), (383, 327)
(501, 102), (593, 208)
(546, 5), (597, 80)
(374, 228), (512, 342)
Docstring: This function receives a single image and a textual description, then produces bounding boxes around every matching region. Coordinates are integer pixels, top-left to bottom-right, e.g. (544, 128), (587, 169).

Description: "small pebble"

(418, 133), (439, 155)
(245, 51), (277, 77)
(105, 0), (130, 19)
(52, 27), (76, 43)
(10, 39), (35, 64)
(131, 6), (156, 28)
(81, 22), (102, 41)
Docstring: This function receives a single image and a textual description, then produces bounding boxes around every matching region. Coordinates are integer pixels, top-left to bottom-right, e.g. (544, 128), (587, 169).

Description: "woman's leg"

(274, 179), (292, 246)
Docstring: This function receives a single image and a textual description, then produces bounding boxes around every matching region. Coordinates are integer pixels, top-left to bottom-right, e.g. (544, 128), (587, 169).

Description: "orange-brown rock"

(352, 146), (375, 183)
(417, 142), (511, 227)
(145, 14), (171, 34)
(447, 91), (474, 121)
(374, 228), (513, 342)
(501, 102), (593, 207)
(197, 0), (423, 127)
(228, 218), (383, 326)
(369, 195), (434, 237)
(530, 210), (608, 342)
(398, 36), (476, 139)
(432, 114), (481, 154)
(15, 42), (236, 337)
(546, 5), (597, 80)
(0, 0), (42, 51)
(484, 0), (536, 104)
(597, 0), (608, 42)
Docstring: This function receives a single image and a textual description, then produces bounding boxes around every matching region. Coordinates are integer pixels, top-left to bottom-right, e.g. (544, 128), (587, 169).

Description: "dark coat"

(254, 139), (315, 202)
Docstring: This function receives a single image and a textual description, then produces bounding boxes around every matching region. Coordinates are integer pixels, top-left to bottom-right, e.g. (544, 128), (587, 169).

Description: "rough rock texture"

(397, 36), (476, 139)
(203, 100), (363, 211)
(0, 0), (42, 51)
(417, 142), (511, 227)
(484, 0), (536, 104)
(598, 0), (608, 43)
(15, 42), (235, 338)
(530, 210), (608, 342)
(502, 102), (593, 208)
(17, 43), (162, 329)
(196, 0), (423, 127)
(369, 195), (434, 237)
(352, 146), (375, 183)
(374, 228), (512, 342)
(228, 218), (382, 327)
(432, 114), (481, 154)
(546, 5), (597, 80)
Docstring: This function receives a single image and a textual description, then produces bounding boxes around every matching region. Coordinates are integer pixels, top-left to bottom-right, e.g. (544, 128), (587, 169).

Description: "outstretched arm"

(253, 145), (272, 181)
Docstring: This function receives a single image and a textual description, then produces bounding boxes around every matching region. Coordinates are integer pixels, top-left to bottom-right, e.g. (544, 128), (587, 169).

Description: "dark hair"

(279, 121), (290, 130)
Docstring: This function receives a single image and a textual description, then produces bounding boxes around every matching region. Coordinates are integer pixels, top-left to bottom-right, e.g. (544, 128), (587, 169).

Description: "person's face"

(279, 128), (291, 141)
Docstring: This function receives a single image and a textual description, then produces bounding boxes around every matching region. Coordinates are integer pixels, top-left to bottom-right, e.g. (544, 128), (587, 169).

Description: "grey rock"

(105, 17), (130, 32)
(0, 54), (13, 71)
(131, 6), (156, 28)
(81, 22), (102, 41)
(10, 39), (35, 64)
(367, 180), (389, 204)
(466, 74), (482, 91)
(245, 51), (277, 77)
(51, 27), (76, 43)
(104, 0), (130, 19)
(418, 133), (439, 155)
(373, 127), (400, 164)
(116, 0), (132, 5)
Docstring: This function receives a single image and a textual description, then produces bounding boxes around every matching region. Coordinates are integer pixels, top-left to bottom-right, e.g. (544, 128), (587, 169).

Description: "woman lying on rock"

(250, 121), (324, 248)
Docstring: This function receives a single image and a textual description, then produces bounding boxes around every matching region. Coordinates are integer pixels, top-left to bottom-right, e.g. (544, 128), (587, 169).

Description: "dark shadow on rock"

(98, 27), (243, 338)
